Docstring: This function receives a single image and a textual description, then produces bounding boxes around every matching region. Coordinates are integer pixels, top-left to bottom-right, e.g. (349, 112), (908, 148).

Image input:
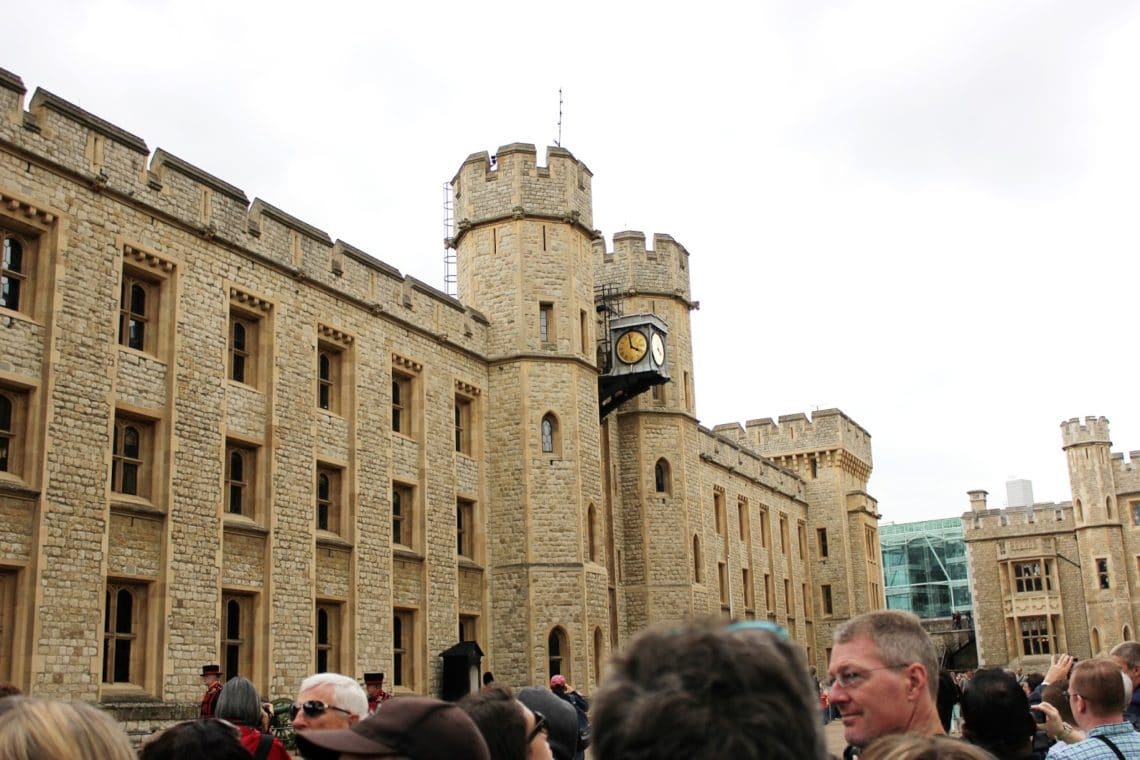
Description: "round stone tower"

(450, 144), (608, 689)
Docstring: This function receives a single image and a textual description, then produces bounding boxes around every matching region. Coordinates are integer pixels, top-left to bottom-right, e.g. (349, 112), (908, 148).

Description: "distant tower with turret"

(1061, 416), (1134, 652)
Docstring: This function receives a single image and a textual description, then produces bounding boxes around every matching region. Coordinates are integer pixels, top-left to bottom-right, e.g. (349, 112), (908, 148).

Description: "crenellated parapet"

(1060, 416), (1111, 449)
(742, 408), (873, 472)
(698, 426), (806, 503)
(597, 231), (693, 305)
(0, 69), (490, 354)
(450, 143), (593, 238)
(962, 501), (1074, 536)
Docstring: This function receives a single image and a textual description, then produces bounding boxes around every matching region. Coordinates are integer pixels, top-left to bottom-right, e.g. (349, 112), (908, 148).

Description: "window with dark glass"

(229, 315), (258, 385)
(455, 395), (473, 454)
(222, 595), (253, 681)
(393, 610), (413, 687)
(0, 392), (12, 473)
(318, 349), (340, 412)
(457, 498), (474, 557)
(1097, 558), (1110, 589)
(316, 603), (339, 674)
(102, 585), (139, 684)
(118, 276), (151, 351)
(817, 528), (829, 558)
(392, 373), (412, 434)
(317, 467), (340, 533)
(548, 628), (567, 677)
(111, 417), (149, 497)
(393, 483), (413, 547)
(541, 413), (557, 454)
(1, 234), (27, 312)
(655, 459), (670, 493)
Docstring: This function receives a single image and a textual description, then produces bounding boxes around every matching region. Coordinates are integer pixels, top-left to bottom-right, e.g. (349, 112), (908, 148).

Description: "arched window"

(1075, 498), (1083, 522)
(111, 420), (143, 495)
(1124, 625), (1133, 642)
(228, 449), (246, 514)
(587, 504), (598, 562)
(593, 627), (604, 686)
(654, 458), (670, 493)
(119, 279), (149, 351)
(1, 235), (27, 311)
(103, 587), (135, 683)
(548, 627), (569, 680)
(317, 472), (331, 531)
(1106, 496), (1115, 520)
(223, 597), (244, 680)
(318, 352), (335, 410)
(541, 413), (559, 455)
(692, 535), (702, 583)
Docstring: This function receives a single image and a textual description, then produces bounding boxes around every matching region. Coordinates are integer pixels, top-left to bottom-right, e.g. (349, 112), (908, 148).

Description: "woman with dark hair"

(959, 668), (1035, 760)
(141, 719), (250, 760)
(459, 685), (553, 760)
(215, 676), (290, 759)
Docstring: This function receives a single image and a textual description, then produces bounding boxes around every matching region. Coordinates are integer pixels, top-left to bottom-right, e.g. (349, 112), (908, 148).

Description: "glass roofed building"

(881, 517), (973, 620)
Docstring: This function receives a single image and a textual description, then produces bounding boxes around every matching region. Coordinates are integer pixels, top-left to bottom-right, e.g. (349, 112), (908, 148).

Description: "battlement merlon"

(1060, 416), (1111, 449)
(742, 408), (873, 468)
(597, 231), (693, 305)
(450, 143), (594, 240)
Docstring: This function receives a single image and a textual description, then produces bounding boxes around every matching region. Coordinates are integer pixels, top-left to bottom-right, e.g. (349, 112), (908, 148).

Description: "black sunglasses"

(527, 711), (549, 743)
(289, 700), (354, 720)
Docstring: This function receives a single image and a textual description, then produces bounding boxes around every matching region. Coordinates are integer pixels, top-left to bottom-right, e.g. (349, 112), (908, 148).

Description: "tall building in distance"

(963, 417), (1140, 667)
(0, 68), (884, 733)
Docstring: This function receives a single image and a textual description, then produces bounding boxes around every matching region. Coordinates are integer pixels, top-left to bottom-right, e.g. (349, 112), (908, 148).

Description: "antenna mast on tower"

(555, 88), (563, 147)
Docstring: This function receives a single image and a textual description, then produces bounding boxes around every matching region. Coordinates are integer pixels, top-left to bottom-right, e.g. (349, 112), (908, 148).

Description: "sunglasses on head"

(290, 700), (354, 720)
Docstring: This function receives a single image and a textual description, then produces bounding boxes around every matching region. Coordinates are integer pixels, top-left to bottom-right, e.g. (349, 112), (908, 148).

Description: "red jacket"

(237, 725), (290, 760)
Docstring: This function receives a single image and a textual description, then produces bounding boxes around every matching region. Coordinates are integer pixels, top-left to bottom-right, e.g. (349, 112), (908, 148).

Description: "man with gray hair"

(291, 672), (369, 733)
(827, 609), (944, 759)
(1109, 640), (1140, 730)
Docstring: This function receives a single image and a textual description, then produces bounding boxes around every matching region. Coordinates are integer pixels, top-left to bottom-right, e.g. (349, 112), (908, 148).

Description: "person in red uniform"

(200, 663), (223, 718)
(364, 672), (391, 715)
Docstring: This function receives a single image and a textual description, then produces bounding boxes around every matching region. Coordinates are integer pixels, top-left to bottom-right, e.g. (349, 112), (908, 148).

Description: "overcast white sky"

(8, 1), (1139, 523)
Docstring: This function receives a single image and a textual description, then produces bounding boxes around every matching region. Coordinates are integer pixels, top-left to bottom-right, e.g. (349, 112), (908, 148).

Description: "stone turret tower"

(1061, 416), (1133, 652)
(451, 144), (608, 688)
(599, 232), (704, 634)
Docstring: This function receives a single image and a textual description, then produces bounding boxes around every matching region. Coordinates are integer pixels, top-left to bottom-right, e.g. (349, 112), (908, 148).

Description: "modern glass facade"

(880, 517), (972, 620)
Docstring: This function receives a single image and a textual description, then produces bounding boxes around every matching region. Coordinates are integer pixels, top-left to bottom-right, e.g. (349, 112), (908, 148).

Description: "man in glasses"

(827, 610), (944, 759)
(291, 672), (369, 732)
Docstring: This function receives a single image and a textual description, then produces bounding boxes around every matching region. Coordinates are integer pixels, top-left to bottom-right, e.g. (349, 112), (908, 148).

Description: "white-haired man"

(291, 672), (369, 732)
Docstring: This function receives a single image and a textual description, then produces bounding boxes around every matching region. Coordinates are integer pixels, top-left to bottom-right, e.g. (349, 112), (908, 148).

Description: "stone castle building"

(964, 416), (1140, 668)
(0, 67), (884, 726)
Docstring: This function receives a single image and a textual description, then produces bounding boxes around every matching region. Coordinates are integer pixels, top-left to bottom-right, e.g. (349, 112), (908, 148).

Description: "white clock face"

(650, 333), (665, 365)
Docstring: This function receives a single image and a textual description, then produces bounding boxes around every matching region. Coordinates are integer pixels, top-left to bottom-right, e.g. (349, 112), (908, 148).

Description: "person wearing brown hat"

(362, 672), (390, 715)
(294, 696), (491, 760)
(199, 663), (223, 718)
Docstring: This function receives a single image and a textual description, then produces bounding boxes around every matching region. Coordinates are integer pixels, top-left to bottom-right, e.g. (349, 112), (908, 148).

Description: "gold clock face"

(616, 330), (648, 364)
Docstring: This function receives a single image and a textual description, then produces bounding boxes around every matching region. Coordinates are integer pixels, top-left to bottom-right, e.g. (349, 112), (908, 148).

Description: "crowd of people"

(1, 610), (1139, 759)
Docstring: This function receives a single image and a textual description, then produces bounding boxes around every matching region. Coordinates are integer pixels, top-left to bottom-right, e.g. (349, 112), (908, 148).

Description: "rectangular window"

(457, 498), (474, 558)
(864, 526), (877, 558)
(393, 609), (414, 688)
(316, 464), (342, 534)
(1019, 615), (1055, 656)
(102, 581), (147, 687)
(779, 515), (789, 553)
(0, 569), (15, 682)
(738, 498), (749, 539)
(318, 344), (342, 413)
(222, 593), (255, 682)
(539, 302), (554, 343)
(225, 441), (258, 518)
(112, 414), (154, 500)
(455, 395), (473, 454)
(718, 562), (728, 606)
(764, 573), (774, 611)
(580, 309), (588, 354)
(802, 583), (811, 620)
(821, 584), (833, 615)
(1014, 561), (1044, 593)
(316, 602), (341, 674)
(0, 386), (27, 477)
(392, 371), (413, 435)
(714, 491), (726, 539)
(798, 523), (808, 559)
(392, 483), (414, 548)
(1132, 501), (1140, 527)
(760, 508), (770, 548)
(1097, 558), (1110, 589)
(817, 528), (829, 558)
(1, 229), (35, 314)
(459, 614), (478, 644)
(742, 568), (754, 609)
(784, 578), (792, 617)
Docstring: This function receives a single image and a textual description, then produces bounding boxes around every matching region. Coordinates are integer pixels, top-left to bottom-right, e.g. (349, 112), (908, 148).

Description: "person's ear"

(905, 664), (926, 699)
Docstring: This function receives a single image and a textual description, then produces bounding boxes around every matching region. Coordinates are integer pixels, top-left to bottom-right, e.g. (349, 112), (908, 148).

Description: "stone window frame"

(0, 569), (16, 683)
(458, 614), (478, 644)
(1096, 557), (1111, 589)
(759, 506), (770, 549)
(821, 584), (834, 616)
(228, 288), (273, 390)
(655, 459), (672, 494)
(393, 608), (416, 690)
(0, 383), (28, 480)
(316, 463), (344, 536)
(222, 592), (256, 683)
(540, 412), (560, 456)
(692, 534), (702, 583)
(1130, 500), (1140, 527)
(592, 627), (604, 687)
(802, 582), (812, 621)
(0, 196), (58, 323)
(742, 567), (754, 611)
(317, 325), (354, 416)
(1, 230), (31, 313)
(456, 497), (475, 559)
(316, 600), (343, 675)
(1017, 614), (1055, 656)
(391, 354), (422, 439)
(737, 497), (749, 542)
(225, 438), (260, 523)
(1012, 560), (1053, 593)
(538, 301), (555, 345)
(817, 528), (829, 558)
(101, 580), (149, 692)
(111, 411), (157, 503)
(117, 244), (175, 360)
(454, 380), (480, 456)
(392, 481), (416, 550)
(718, 561), (729, 607)
(547, 626), (570, 681)
(587, 503), (598, 563)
